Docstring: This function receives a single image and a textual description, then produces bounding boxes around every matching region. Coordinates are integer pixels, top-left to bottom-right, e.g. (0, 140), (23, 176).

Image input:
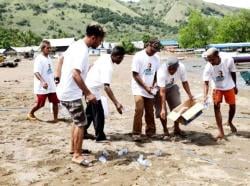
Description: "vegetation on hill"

(178, 10), (250, 48)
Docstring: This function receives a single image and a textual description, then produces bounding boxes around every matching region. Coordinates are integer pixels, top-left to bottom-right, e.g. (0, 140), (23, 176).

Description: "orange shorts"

(213, 88), (236, 105)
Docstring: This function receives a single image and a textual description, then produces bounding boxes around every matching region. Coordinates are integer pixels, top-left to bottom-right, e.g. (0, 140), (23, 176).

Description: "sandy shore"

(0, 54), (250, 186)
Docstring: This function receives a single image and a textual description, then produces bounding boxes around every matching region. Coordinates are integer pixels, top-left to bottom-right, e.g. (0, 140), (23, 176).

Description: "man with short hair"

(56, 24), (105, 166)
(84, 46), (125, 141)
(203, 47), (237, 140)
(27, 40), (59, 122)
(131, 38), (161, 140)
(156, 56), (193, 138)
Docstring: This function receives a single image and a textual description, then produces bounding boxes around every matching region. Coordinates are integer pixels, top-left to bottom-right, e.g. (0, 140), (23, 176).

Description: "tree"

(120, 37), (135, 54)
(178, 10), (211, 48)
(212, 10), (250, 43)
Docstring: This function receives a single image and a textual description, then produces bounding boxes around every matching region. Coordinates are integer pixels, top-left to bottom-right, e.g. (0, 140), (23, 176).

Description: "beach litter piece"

(98, 156), (107, 164)
(117, 148), (128, 156)
(154, 149), (163, 157)
(137, 154), (151, 168)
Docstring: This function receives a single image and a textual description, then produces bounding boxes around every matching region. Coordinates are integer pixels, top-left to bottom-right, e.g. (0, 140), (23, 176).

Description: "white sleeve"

(157, 67), (166, 88)
(179, 64), (187, 82)
(228, 57), (236, 72)
(203, 64), (211, 81)
(72, 53), (87, 73)
(33, 56), (42, 74)
(131, 54), (140, 73)
(101, 67), (112, 84)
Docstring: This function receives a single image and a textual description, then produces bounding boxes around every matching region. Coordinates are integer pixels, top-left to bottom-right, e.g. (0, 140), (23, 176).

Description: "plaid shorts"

(61, 99), (86, 127)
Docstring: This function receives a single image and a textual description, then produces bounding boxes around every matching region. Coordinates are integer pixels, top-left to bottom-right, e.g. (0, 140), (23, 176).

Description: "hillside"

(123, 0), (237, 26)
(0, 0), (240, 42)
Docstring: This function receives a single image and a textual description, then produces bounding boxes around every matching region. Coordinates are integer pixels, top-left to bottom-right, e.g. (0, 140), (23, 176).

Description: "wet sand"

(0, 54), (250, 186)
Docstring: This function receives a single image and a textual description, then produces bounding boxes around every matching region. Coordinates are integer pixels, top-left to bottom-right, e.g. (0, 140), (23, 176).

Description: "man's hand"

(160, 109), (166, 120)
(234, 87), (238, 95)
(188, 93), (194, 101)
(145, 86), (153, 95)
(115, 102), (123, 114)
(86, 93), (96, 103)
(42, 82), (48, 89)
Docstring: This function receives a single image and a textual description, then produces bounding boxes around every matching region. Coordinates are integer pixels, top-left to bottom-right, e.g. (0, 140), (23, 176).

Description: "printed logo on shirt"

(215, 70), (224, 81)
(166, 78), (174, 89)
(144, 63), (153, 75)
(47, 64), (53, 75)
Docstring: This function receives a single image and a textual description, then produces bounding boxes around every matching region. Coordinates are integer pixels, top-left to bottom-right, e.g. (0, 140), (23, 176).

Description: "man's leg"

(214, 103), (224, 139)
(71, 124), (75, 153)
(84, 103), (95, 139)
(132, 95), (144, 135)
(166, 85), (182, 135)
(144, 97), (156, 137)
(28, 95), (46, 119)
(224, 89), (237, 133)
(228, 104), (237, 133)
(154, 92), (169, 136)
(72, 125), (84, 160)
(52, 103), (58, 121)
(93, 100), (106, 141)
(48, 93), (59, 122)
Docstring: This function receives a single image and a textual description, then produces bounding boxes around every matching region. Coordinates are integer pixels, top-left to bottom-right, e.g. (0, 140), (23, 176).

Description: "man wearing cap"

(131, 38), (161, 140)
(203, 48), (237, 140)
(156, 56), (193, 138)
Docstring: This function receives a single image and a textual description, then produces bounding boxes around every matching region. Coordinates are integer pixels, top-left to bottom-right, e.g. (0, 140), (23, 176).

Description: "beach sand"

(0, 54), (250, 186)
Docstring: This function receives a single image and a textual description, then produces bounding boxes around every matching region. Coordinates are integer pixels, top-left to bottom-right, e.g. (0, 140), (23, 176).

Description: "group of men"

(27, 24), (238, 166)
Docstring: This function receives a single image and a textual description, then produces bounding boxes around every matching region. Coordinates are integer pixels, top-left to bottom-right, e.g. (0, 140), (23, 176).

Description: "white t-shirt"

(33, 54), (56, 94)
(157, 62), (187, 88)
(131, 49), (160, 98)
(86, 54), (113, 100)
(203, 56), (236, 90)
(56, 39), (89, 101)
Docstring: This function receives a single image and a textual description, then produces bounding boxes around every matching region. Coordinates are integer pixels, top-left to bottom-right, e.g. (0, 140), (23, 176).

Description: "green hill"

(0, 0), (240, 42)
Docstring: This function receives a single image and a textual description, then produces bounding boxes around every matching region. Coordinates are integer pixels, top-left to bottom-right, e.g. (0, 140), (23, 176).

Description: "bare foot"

(174, 129), (186, 137)
(228, 123), (237, 133)
(214, 134), (225, 141)
(72, 156), (92, 167)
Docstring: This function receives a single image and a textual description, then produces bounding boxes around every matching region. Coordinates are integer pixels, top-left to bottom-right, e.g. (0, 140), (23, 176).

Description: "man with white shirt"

(27, 40), (59, 122)
(84, 46), (125, 141)
(156, 56), (193, 138)
(56, 24), (105, 166)
(203, 48), (238, 140)
(131, 38), (161, 140)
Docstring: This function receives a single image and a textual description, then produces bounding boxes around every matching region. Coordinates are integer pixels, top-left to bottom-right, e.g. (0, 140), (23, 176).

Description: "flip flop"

(70, 149), (92, 155)
(72, 158), (92, 167)
(26, 113), (37, 121)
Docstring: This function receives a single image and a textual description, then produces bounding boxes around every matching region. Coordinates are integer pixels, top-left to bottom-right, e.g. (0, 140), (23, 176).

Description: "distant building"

(160, 40), (179, 52)
(13, 46), (39, 58)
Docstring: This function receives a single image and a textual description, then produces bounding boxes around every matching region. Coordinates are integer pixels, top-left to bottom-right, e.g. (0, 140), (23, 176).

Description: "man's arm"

(72, 69), (96, 102)
(204, 81), (209, 103)
(182, 81), (193, 100)
(54, 56), (64, 84)
(159, 87), (167, 120)
(34, 72), (48, 89)
(231, 72), (238, 94)
(104, 84), (123, 114)
(132, 72), (153, 95)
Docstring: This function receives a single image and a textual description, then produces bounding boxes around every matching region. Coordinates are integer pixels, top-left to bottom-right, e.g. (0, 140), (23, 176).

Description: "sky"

(203, 0), (250, 9)
(121, 0), (250, 9)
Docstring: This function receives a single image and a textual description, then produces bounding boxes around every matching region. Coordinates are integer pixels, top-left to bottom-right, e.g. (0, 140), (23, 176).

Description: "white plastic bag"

(101, 96), (109, 118)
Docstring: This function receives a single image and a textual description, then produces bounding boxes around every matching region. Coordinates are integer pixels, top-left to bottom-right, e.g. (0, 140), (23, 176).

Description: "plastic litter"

(98, 155), (107, 163)
(154, 149), (162, 157)
(117, 148), (128, 156)
(137, 154), (151, 167)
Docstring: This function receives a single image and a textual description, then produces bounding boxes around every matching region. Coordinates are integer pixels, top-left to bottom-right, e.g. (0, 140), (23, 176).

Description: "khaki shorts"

(61, 99), (86, 127)
(155, 84), (181, 118)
